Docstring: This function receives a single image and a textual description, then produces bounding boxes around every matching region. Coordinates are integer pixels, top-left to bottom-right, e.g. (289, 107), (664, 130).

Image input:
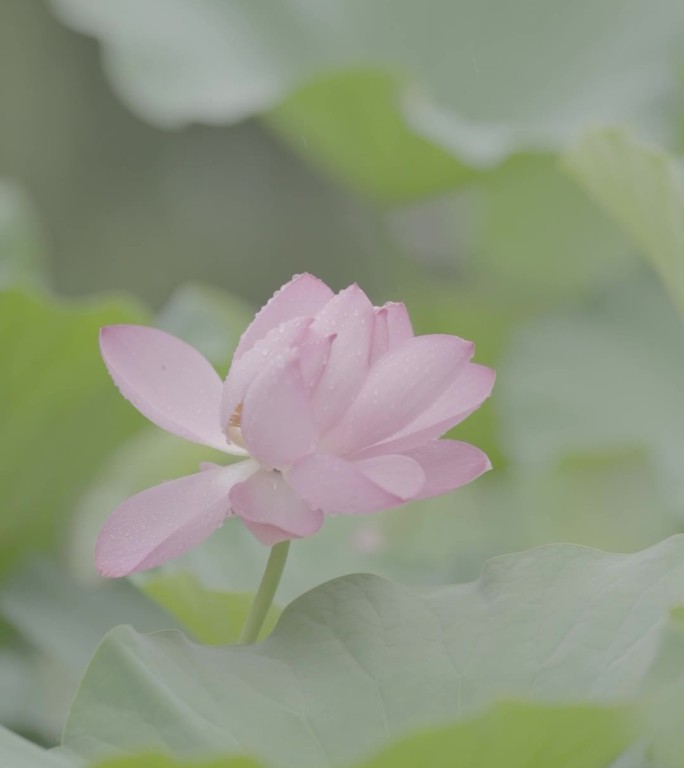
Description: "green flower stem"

(239, 540), (290, 644)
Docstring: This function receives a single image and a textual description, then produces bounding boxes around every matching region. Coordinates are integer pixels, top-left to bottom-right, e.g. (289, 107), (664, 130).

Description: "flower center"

(227, 403), (246, 449)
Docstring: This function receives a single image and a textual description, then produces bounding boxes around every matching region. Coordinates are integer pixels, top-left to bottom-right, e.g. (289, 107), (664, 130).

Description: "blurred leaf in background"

(269, 70), (474, 202)
(0, 184), (185, 742)
(0, 180), (48, 291)
(475, 154), (632, 299)
(499, 275), (684, 510)
(156, 284), (253, 371)
(141, 571), (280, 646)
(565, 127), (684, 318)
(0, 290), (147, 578)
(0, 1), (389, 308)
(0, 562), (178, 744)
(50, 0), (684, 168)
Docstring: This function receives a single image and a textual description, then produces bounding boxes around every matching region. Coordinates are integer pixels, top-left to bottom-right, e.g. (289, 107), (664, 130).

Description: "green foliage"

(477, 154), (630, 298)
(499, 276), (684, 507)
(141, 572), (279, 645)
(0, 181), (47, 291)
(269, 70), (472, 201)
(156, 284), (254, 372)
(86, 703), (631, 768)
(0, 726), (76, 768)
(404, 280), (529, 469)
(0, 563), (178, 675)
(0, 290), (148, 577)
(565, 127), (684, 318)
(94, 756), (262, 768)
(6, 6), (684, 766)
(357, 702), (631, 768)
(0, 703), (633, 768)
(0, 561), (180, 743)
(639, 610), (684, 768)
(50, 0), (684, 171)
(63, 537), (684, 766)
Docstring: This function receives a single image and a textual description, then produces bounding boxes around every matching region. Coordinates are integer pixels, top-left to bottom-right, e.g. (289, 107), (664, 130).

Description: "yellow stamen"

(227, 403), (246, 448)
(229, 402), (243, 429)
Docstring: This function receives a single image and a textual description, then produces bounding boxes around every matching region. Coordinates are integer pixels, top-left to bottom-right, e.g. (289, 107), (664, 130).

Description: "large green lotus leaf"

(0, 290), (147, 577)
(564, 128), (684, 318)
(0, 181), (47, 290)
(141, 572), (280, 645)
(63, 536), (684, 767)
(499, 275), (684, 508)
(49, 0), (684, 168)
(269, 70), (472, 202)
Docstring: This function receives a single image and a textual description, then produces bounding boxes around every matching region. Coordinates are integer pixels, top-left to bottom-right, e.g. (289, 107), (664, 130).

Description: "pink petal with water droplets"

(353, 363), (495, 457)
(230, 469), (323, 544)
(310, 284), (375, 432)
(370, 302), (414, 365)
(233, 274), (334, 360)
(402, 440), (491, 499)
(220, 316), (312, 430)
(240, 353), (318, 470)
(100, 325), (234, 453)
(324, 334), (474, 456)
(286, 452), (424, 515)
(95, 461), (257, 577)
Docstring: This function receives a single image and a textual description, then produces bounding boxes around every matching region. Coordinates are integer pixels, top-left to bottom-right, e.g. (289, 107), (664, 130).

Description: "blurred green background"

(3, 0), (684, 750)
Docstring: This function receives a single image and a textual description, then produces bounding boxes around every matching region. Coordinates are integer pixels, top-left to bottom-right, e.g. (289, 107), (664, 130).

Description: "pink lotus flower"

(96, 274), (494, 577)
